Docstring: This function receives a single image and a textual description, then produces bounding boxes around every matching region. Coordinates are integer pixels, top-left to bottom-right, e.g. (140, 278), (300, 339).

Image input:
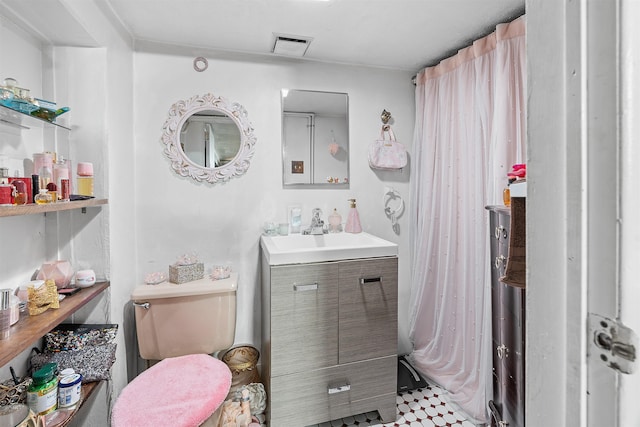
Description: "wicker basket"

(0, 377), (32, 406)
(220, 345), (261, 398)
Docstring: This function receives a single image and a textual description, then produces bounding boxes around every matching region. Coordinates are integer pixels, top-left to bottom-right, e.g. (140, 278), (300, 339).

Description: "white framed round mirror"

(161, 93), (257, 184)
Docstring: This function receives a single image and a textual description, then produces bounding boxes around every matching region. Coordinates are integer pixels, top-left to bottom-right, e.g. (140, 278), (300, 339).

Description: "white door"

(587, 1), (640, 426)
(615, 1), (640, 425)
(527, 1), (639, 426)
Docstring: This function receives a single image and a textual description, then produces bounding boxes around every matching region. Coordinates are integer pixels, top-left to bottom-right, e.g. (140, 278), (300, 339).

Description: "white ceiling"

(1, 0), (525, 72)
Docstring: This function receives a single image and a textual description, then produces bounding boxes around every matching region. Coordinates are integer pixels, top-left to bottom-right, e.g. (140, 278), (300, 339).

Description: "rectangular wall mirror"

(281, 89), (349, 188)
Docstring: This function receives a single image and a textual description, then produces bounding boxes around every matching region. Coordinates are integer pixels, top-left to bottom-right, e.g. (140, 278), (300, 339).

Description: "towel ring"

(383, 187), (404, 225)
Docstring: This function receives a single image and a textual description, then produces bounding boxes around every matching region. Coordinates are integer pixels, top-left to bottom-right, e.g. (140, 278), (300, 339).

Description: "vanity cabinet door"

(270, 263), (339, 376)
(338, 257), (398, 364)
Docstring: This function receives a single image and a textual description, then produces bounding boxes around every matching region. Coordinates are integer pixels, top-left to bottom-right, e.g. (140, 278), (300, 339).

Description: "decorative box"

(169, 262), (204, 284)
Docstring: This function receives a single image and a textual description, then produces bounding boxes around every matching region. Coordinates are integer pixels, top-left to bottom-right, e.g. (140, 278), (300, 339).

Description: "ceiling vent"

(272, 34), (313, 57)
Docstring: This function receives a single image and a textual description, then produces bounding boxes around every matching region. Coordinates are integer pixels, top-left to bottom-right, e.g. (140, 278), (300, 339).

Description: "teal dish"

(0, 98), (39, 114)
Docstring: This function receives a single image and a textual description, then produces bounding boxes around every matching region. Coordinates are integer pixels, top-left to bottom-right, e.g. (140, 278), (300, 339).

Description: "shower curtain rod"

(410, 12), (525, 86)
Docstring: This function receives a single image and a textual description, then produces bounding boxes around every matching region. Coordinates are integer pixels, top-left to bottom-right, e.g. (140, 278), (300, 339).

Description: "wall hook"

(381, 109), (392, 130)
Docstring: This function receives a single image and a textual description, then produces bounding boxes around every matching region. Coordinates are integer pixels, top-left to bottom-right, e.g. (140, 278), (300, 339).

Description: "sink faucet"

(303, 208), (327, 235)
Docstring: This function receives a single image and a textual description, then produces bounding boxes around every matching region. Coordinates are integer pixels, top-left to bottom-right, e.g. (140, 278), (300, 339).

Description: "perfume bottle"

(46, 183), (58, 203)
(33, 152), (53, 190)
(34, 189), (52, 205)
(53, 157), (71, 195)
(345, 199), (362, 233)
(11, 180), (28, 205)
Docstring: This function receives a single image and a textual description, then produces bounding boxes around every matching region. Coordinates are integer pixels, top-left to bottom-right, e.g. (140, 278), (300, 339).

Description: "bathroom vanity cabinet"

(261, 255), (398, 427)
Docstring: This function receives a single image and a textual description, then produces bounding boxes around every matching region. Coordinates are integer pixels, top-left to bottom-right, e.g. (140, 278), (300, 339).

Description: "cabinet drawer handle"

(494, 225), (508, 240)
(293, 283), (318, 292)
(360, 277), (382, 285)
(328, 383), (351, 394)
(133, 302), (150, 310)
(497, 344), (508, 360)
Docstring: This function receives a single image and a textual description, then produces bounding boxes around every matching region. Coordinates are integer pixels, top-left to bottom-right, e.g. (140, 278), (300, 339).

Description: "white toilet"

(131, 273), (237, 361)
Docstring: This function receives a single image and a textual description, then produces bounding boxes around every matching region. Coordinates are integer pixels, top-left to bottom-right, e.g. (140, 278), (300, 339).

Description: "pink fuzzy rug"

(112, 353), (232, 427)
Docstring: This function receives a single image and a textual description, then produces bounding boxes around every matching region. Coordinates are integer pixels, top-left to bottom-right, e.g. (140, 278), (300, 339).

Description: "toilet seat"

(112, 353), (231, 427)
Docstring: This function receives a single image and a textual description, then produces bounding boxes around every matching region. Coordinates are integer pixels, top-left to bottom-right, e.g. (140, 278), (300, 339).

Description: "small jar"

(34, 189), (52, 205)
(58, 372), (82, 408)
(76, 162), (94, 197)
(11, 179), (28, 205)
(27, 363), (58, 416)
(278, 223), (289, 236)
(0, 183), (12, 206)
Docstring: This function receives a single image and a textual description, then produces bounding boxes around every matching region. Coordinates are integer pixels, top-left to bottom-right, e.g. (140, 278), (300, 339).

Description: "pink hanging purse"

(368, 126), (407, 170)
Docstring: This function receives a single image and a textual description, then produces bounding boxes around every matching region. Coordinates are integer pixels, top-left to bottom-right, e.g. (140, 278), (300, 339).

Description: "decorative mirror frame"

(161, 93), (257, 184)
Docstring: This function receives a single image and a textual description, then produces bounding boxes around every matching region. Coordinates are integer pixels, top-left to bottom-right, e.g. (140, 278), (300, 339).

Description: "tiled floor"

(256, 384), (478, 427)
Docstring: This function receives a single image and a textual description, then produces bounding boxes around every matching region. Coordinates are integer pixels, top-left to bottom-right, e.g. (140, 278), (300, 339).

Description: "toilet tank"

(131, 273), (237, 360)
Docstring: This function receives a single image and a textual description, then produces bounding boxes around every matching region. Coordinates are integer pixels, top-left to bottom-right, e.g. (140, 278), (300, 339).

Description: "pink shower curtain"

(408, 17), (525, 423)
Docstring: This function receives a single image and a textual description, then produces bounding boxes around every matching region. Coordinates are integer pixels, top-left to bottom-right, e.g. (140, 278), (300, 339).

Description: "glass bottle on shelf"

(503, 186), (511, 207)
(34, 189), (52, 205)
(33, 152), (54, 190)
(53, 157), (71, 195)
(12, 180), (28, 205)
(76, 162), (94, 197)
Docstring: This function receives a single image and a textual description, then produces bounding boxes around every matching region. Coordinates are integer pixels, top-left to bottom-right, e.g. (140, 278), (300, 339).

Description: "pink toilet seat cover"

(112, 353), (232, 427)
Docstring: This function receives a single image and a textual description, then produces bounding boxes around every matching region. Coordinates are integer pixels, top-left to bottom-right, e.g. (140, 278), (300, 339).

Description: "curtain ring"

(193, 57), (208, 72)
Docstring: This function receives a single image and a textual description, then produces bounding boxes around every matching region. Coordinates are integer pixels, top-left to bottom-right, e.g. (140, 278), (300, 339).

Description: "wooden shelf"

(0, 281), (110, 367)
(0, 104), (71, 131)
(0, 199), (107, 218)
(57, 381), (102, 427)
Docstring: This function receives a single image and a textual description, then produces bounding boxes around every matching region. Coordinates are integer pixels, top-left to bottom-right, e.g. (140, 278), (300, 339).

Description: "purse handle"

(380, 125), (397, 143)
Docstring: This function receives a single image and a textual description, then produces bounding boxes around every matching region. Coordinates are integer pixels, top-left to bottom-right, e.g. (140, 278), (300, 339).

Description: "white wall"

(129, 50), (415, 367)
(0, 13), (58, 381)
(0, 14), (47, 293)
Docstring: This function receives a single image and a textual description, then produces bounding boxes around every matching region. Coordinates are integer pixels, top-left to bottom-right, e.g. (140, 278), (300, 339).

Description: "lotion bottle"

(345, 198), (362, 233)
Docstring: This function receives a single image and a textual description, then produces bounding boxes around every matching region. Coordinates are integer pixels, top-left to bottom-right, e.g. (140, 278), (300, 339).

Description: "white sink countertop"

(260, 232), (398, 265)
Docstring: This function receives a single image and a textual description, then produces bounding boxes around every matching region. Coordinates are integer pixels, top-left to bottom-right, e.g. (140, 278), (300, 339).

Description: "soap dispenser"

(345, 199), (362, 233)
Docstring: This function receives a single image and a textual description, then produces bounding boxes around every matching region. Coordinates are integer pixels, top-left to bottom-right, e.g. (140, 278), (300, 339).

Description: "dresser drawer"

(338, 257), (398, 363)
(270, 263), (339, 376)
(269, 355), (397, 426)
